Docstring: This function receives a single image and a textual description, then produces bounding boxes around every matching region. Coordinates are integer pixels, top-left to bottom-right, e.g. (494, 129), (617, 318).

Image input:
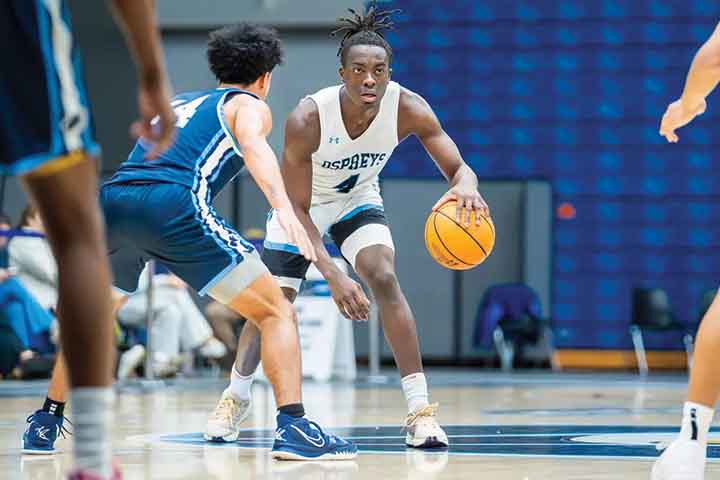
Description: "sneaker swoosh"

(290, 425), (326, 448)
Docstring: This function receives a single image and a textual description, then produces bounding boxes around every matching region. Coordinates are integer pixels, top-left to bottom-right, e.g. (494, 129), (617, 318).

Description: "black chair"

(698, 289), (717, 323)
(629, 287), (693, 376)
(474, 283), (558, 372)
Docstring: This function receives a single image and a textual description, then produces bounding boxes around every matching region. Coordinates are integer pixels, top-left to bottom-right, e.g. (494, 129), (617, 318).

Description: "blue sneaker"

(271, 414), (357, 461)
(22, 410), (69, 455)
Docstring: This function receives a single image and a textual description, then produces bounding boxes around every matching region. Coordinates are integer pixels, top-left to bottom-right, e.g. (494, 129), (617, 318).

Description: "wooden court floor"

(1, 371), (718, 479)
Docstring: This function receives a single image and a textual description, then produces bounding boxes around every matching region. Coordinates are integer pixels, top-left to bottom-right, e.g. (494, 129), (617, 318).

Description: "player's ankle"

(402, 372), (429, 413)
(42, 396), (66, 418)
(70, 387), (114, 478)
(277, 403), (305, 418)
(229, 365), (254, 401)
(680, 401), (714, 443)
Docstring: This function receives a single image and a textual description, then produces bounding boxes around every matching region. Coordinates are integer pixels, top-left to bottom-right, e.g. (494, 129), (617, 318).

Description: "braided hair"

(332, 1), (401, 66)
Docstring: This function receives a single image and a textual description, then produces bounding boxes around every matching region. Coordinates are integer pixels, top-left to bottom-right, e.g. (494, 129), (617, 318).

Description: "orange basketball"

(424, 200), (495, 270)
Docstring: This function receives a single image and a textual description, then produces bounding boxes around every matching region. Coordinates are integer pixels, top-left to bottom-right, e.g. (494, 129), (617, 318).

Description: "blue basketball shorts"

(100, 182), (267, 296)
(0, 0), (99, 175)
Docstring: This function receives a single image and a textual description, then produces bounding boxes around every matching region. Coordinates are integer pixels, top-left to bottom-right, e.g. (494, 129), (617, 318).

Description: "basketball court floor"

(2, 370), (718, 479)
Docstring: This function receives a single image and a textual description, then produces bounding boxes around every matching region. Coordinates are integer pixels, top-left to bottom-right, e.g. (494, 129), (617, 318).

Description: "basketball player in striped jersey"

(653, 21), (720, 480)
(1, 1), (175, 478)
(21, 22), (358, 463)
(205, 3), (489, 449)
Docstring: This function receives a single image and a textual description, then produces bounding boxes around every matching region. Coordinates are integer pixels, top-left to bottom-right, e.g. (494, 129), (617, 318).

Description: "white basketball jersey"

(307, 81), (401, 203)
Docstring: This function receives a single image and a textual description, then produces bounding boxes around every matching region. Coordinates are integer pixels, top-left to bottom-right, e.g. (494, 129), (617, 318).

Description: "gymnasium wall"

(382, 0), (720, 350)
(5, 1), (716, 355)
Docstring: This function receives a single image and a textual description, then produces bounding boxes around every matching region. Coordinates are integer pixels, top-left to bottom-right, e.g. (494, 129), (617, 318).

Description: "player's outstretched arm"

(229, 98), (315, 262)
(281, 101), (369, 320)
(660, 22), (720, 143)
(109, 0), (175, 158)
(399, 89), (489, 226)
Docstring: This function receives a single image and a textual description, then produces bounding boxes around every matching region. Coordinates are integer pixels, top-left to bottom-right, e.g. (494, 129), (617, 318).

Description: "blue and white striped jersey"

(106, 87), (254, 200)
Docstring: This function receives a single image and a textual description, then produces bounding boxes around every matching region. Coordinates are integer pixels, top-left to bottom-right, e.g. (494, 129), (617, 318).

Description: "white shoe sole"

(21, 441), (56, 455)
(203, 431), (240, 442)
(270, 450), (358, 461)
(405, 435), (449, 449)
(21, 449), (56, 455)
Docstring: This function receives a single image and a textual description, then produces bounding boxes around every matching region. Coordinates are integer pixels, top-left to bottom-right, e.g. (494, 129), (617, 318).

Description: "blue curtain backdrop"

(379, 0), (720, 349)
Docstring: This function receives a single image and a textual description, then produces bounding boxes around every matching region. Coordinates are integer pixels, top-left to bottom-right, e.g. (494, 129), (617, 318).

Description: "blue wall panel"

(382, 0), (720, 349)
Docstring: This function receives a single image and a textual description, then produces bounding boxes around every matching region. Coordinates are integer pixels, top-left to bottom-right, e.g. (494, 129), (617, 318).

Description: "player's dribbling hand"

(131, 73), (176, 160)
(433, 186), (490, 227)
(275, 207), (317, 262)
(327, 272), (370, 321)
(659, 98), (706, 143)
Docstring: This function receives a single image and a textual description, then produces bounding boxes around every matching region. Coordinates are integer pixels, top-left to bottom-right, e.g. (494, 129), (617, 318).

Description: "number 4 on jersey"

(157, 95), (210, 128)
(334, 174), (359, 194)
(173, 95), (210, 128)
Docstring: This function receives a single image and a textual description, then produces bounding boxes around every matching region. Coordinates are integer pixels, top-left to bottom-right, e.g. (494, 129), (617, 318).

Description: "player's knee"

(253, 297), (296, 330)
(364, 267), (399, 294)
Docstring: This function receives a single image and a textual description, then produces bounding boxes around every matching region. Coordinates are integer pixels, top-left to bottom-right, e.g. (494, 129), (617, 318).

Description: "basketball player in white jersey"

(652, 21), (720, 480)
(205, 3), (489, 449)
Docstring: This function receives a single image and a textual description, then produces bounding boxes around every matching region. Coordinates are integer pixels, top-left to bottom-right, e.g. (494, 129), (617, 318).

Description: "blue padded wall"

(381, 0), (720, 348)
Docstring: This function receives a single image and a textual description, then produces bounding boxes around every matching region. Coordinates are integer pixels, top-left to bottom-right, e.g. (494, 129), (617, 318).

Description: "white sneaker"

(198, 338), (227, 359)
(117, 345), (145, 380)
(404, 403), (449, 449)
(652, 439), (706, 480)
(203, 388), (251, 442)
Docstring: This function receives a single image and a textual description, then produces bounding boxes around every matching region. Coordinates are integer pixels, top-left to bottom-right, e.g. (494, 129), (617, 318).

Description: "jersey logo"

(329, 136), (341, 144)
(321, 153), (386, 171)
(290, 424), (326, 448)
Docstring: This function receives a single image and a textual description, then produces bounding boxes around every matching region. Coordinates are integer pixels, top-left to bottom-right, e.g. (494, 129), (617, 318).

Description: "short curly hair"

(207, 23), (284, 85)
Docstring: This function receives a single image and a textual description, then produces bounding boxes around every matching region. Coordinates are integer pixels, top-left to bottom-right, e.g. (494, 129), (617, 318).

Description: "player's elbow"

(695, 41), (720, 71)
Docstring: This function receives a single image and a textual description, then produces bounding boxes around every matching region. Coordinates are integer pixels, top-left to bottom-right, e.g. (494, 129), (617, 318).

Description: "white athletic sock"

(680, 401), (714, 444)
(401, 372), (429, 413)
(70, 387), (114, 478)
(229, 365), (254, 401)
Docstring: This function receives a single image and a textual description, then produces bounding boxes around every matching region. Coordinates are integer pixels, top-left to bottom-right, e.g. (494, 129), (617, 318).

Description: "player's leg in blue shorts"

(4, 1), (113, 458)
(0, 0), (99, 175)
(101, 182), (358, 459)
(100, 182), (267, 300)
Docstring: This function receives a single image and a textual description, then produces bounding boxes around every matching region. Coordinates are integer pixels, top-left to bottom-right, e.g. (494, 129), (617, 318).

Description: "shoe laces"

(306, 420), (326, 436)
(25, 413), (72, 439)
(213, 396), (240, 422)
(403, 403), (439, 431)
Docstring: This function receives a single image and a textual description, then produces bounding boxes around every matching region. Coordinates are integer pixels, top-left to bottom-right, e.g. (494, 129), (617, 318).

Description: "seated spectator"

(0, 210), (55, 377)
(9, 206), (225, 379)
(0, 323), (23, 379)
(0, 270), (55, 354)
(0, 212), (12, 267)
(9, 206), (58, 313)
(117, 265), (227, 377)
